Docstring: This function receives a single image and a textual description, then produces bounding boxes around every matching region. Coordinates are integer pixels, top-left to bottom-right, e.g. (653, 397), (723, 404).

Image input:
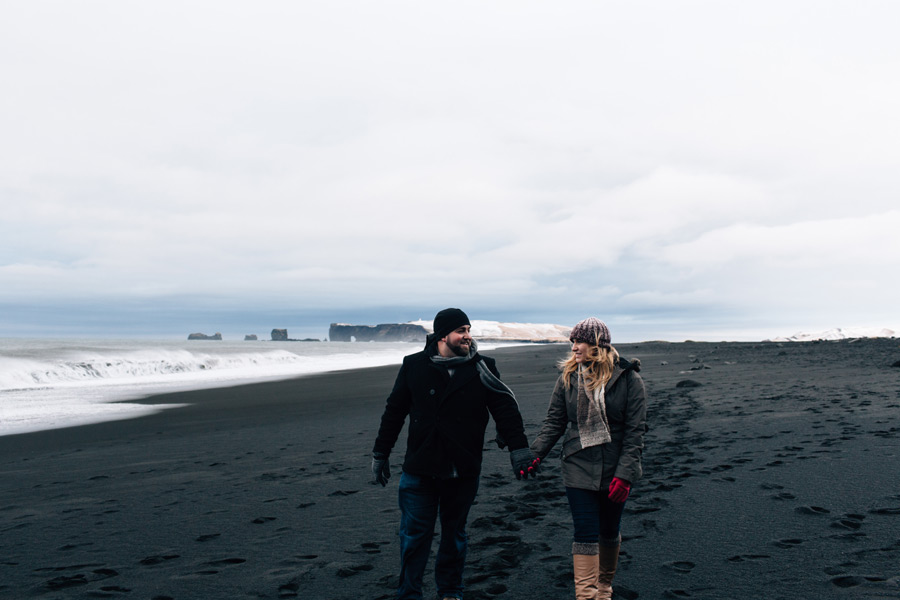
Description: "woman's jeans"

(397, 472), (480, 600)
(565, 486), (626, 546)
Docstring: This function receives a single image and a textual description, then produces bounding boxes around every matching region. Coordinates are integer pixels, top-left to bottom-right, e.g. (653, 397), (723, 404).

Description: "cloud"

(657, 210), (900, 269)
(2, 1), (900, 339)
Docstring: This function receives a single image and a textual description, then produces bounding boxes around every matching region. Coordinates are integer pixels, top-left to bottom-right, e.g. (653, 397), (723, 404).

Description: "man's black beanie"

(432, 308), (471, 340)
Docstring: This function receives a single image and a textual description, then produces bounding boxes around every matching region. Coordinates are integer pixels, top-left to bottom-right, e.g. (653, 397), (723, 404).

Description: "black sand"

(2, 340), (899, 599)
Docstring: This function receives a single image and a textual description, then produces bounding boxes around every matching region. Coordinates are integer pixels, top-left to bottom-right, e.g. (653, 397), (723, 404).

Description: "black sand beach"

(2, 340), (899, 599)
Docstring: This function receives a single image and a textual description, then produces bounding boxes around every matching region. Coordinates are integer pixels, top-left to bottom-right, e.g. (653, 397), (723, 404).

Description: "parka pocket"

(407, 416), (426, 451)
(601, 443), (622, 480)
(562, 428), (581, 460)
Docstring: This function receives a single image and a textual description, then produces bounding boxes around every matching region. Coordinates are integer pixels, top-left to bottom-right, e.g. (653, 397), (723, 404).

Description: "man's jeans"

(397, 472), (479, 600)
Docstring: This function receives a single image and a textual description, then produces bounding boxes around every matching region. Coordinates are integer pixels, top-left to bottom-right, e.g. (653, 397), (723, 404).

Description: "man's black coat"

(373, 350), (528, 478)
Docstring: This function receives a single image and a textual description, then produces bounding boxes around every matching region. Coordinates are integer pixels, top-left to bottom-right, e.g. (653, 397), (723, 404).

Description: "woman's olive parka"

(530, 357), (648, 490)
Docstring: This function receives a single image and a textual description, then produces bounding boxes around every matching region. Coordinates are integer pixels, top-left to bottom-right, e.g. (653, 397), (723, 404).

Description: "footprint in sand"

(481, 473), (508, 489)
(770, 492), (796, 501)
(342, 542), (386, 556)
(336, 563), (374, 578)
(870, 505), (900, 515)
(727, 554), (771, 562)
(830, 514), (865, 530)
(615, 585), (640, 599)
(205, 557), (246, 566)
(45, 568), (119, 591)
(471, 515), (521, 532)
(772, 538), (804, 548)
(831, 575), (868, 588)
(795, 505), (830, 515)
(139, 554), (180, 565)
(652, 482), (683, 493)
(641, 519), (662, 532)
(252, 516), (276, 524)
(663, 561), (695, 573)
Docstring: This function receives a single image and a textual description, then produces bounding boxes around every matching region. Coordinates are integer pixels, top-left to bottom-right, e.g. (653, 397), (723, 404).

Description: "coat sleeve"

(614, 369), (648, 482)
(372, 358), (412, 457)
(483, 358), (529, 452)
(529, 376), (569, 460)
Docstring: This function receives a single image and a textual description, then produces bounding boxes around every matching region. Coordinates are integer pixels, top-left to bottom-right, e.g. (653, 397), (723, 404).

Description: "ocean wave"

(0, 349), (307, 391)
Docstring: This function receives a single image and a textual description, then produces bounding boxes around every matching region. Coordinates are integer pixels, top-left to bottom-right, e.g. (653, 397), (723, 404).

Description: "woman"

(531, 318), (648, 600)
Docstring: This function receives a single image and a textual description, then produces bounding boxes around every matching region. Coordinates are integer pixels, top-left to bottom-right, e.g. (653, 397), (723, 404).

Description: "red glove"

(608, 477), (631, 503)
(510, 449), (541, 480)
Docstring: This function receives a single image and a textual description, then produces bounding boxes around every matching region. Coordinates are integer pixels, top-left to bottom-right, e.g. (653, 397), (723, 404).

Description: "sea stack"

(188, 333), (223, 340)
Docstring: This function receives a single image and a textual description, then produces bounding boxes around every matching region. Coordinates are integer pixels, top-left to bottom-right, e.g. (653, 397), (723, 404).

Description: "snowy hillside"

(407, 319), (570, 342)
(767, 327), (897, 342)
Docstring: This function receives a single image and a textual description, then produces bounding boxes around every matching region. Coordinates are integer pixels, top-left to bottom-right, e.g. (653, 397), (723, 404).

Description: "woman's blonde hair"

(559, 343), (619, 392)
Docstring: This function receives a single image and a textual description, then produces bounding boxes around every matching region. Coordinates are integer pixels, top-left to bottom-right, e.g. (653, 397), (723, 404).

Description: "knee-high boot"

(597, 537), (620, 600)
(572, 542), (599, 600)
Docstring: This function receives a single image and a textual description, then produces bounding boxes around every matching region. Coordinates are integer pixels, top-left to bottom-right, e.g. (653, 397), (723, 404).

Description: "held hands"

(510, 448), (541, 480)
(372, 453), (391, 487)
(608, 477), (631, 503)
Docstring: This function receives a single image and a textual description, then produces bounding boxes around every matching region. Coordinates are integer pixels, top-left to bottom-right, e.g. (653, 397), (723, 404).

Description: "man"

(372, 308), (540, 600)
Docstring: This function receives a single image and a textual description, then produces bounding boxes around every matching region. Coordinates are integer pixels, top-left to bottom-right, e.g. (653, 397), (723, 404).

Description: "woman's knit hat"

(569, 317), (611, 348)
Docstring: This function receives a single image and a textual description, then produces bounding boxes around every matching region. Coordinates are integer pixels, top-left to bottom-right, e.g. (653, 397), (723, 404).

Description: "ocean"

(0, 338), (516, 437)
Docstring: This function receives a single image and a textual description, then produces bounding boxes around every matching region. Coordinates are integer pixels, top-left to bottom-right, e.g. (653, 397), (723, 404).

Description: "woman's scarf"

(576, 365), (611, 448)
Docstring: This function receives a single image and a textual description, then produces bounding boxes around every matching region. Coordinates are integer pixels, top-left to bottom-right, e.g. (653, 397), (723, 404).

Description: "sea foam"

(0, 339), (422, 436)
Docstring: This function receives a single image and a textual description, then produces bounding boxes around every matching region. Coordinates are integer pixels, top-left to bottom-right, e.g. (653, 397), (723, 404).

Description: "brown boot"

(597, 538), (620, 600)
(572, 542), (599, 600)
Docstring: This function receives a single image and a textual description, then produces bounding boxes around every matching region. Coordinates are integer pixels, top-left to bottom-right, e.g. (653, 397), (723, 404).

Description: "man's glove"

(372, 452), (391, 486)
(510, 448), (541, 480)
(608, 477), (631, 503)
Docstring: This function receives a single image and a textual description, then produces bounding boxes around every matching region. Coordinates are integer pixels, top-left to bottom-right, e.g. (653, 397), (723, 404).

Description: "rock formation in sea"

(270, 329), (319, 342)
(187, 332), (223, 340)
(329, 323), (428, 343)
(244, 335), (258, 341)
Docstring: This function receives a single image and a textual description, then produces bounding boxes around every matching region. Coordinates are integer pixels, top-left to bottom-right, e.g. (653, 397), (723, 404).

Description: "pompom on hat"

(569, 317), (611, 348)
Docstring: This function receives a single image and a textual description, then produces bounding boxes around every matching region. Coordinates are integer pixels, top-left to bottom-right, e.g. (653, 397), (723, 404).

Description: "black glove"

(510, 448), (541, 480)
(372, 452), (391, 486)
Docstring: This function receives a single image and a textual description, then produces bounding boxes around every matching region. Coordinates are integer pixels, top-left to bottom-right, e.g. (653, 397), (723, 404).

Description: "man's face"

(442, 325), (472, 357)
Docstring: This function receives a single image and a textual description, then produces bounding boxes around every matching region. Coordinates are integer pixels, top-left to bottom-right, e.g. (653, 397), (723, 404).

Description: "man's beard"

(446, 340), (470, 357)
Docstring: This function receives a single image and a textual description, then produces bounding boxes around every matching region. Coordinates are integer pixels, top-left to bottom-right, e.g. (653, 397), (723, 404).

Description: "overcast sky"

(2, 1), (898, 341)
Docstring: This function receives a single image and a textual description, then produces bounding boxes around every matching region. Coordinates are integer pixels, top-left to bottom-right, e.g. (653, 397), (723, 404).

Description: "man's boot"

(572, 542), (599, 600)
(597, 537), (621, 600)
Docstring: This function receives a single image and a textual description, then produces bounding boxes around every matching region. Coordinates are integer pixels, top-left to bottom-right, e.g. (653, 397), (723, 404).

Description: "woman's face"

(571, 341), (593, 363)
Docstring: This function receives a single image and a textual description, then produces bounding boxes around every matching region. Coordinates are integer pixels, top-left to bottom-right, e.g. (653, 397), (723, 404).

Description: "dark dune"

(1, 340), (899, 599)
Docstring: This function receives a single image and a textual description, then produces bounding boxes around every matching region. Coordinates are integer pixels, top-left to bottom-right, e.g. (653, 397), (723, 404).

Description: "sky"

(2, 1), (899, 342)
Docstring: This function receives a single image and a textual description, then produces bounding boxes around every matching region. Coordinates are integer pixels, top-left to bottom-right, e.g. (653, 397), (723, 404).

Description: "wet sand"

(1, 340), (899, 599)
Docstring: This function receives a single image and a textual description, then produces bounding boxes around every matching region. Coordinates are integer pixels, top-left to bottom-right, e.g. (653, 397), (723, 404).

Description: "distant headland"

(330, 320), (571, 343)
(187, 320), (572, 343)
(329, 323), (427, 343)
